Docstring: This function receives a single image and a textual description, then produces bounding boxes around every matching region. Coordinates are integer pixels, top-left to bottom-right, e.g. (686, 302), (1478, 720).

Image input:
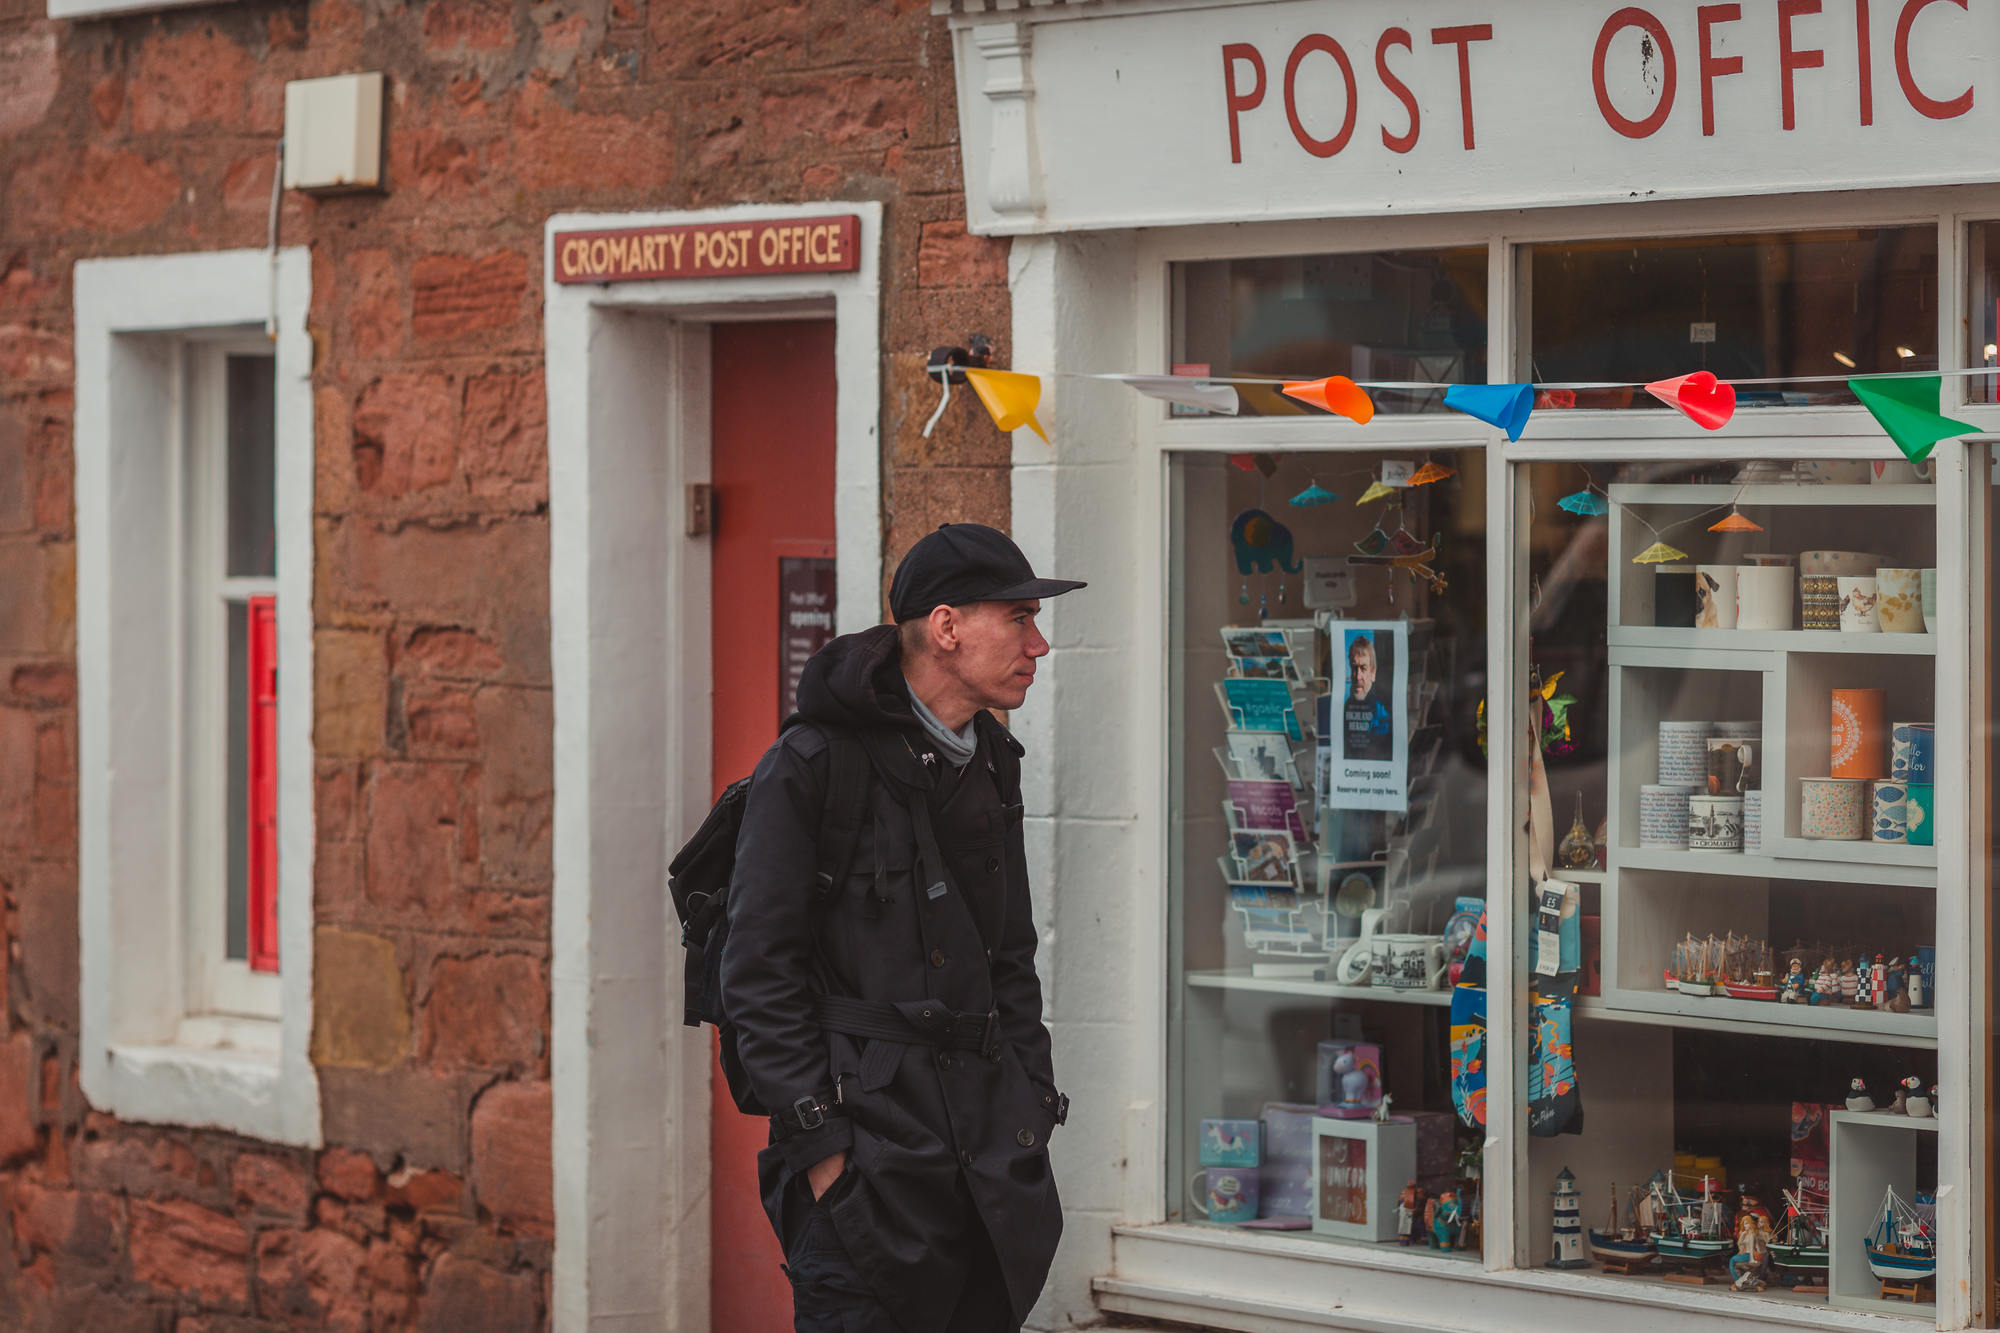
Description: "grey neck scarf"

(905, 681), (979, 769)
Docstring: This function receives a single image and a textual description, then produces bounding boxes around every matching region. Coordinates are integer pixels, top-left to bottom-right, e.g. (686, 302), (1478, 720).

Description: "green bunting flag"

(1848, 375), (1978, 463)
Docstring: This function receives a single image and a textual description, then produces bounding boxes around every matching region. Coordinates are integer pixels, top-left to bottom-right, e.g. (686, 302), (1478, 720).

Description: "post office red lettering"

(1896, 0), (1973, 119)
(1283, 34), (1358, 158)
(1221, 43), (1268, 164)
(1429, 24), (1492, 149)
(1376, 28), (1420, 153)
(1697, 4), (1743, 137)
(1593, 6), (1679, 139)
(1777, 0), (1827, 131)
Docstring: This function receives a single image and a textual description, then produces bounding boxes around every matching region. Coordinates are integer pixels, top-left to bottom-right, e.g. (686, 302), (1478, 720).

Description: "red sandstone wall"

(0, 0), (1011, 1325)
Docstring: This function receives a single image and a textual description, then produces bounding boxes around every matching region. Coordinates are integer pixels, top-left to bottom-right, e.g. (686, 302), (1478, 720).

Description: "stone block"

(472, 687), (551, 884)
(316, 1146), (382, 1202)
(468, 1080), (551, 1236)
(402, 685), (479, 754)
(414, 1252), (538, 1333)
(421, 953), (545, 1075)
(384, 1165), (462, 1215)
(230, 1153), (312, 1224)
(351, 373), (458, 500)
(918, 219), (1008, 290)
(316, 1067), (485, 1174)
(361, 763), (464, 917)
(505, 79), (673, 195)
(8, 144), (177, 236)
(6, 858), (71, 1035)
(315, 629), (387, 759)
(400, 626), (507, 682)
(0, 704), (33, 850)
(0, 542), (52, 656)
(0, 27), (57, 139)
(457, 370), (546, 507)
(10, 1179), (118, 1265)
(128, 1199), (250, 1307)
(43, 1288), (165, 1333)
(8, 662), (72, 705)
(411, 254), (529, 345)
(74, 1129), (214, 1206)
(311, 928), (411, 1070)
(756, 74), (921, 154)
(128, 27), (253, 132)
(343, 250), (402, 362)
(0, 325), (70, 386)
(423, 0), (516, 54)
(315, 760), (358, 844)
(253, 1227), (367, 1332)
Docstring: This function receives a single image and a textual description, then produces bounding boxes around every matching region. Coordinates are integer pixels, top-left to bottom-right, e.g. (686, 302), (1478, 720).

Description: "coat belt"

(816, 995), (1002, 1058)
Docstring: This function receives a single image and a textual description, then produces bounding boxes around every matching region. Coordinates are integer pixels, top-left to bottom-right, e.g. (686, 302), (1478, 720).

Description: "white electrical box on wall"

(282, 72), (385, 193)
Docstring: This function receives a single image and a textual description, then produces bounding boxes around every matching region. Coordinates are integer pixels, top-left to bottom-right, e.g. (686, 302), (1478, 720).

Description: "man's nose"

(1027, 627), (1050, 658)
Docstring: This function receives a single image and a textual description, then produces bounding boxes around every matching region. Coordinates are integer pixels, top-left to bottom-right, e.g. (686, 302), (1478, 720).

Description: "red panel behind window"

(247, 596), (279, 973)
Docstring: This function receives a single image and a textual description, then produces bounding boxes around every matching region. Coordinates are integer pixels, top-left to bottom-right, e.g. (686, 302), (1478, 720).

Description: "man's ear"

(930, 603), (958, 653)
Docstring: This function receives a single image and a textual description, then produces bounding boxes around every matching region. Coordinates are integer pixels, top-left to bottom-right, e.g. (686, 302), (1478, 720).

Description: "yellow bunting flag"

(964, 369), (1050, 443)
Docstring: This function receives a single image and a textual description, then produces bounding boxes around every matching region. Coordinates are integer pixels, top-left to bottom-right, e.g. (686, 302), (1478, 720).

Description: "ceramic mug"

(1875, 568), (1923, 633)
(1830, 688), (1889, 779)
(1694, 564), (1739, 629)
(1872, 457), (1933, 484)
(1658, 721), (1712, 786)
(1742, 790), (1763, 854)
(1837, 576), (1880, 632)
(1654, 565), (1697, 627)
(1736, 565), (1794, 630)
(1921, 568), (1937, 632)
(1639, 784), (1698, 848)
(1800, 575), (1842, 630)
(1687, 794), (1744, 851)
(1711, 720), (1760, 738)
(1740, 552), (1796, 567)
(1906, 783), (1935, 846)
(1800, 777), (1869, 840)
(1891, 722), (1935, 783)
(1871, 780), (1909, 843)
(1189, 1167), (1259, 1223)
(1370, 933), (1448, 990)
(1800, 549), (1882, 577)
(1795, 460), (1873, 485)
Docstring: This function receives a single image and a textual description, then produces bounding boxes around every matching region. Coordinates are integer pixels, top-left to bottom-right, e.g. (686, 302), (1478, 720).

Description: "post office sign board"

(554, 214), (861, 284)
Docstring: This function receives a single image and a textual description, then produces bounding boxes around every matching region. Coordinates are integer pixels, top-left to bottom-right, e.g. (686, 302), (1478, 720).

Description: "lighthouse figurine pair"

(1547, 1168), (1590, 1269)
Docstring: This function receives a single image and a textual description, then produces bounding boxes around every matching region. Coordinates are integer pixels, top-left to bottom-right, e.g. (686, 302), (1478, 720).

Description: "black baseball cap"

(890, 523), (1086, 622)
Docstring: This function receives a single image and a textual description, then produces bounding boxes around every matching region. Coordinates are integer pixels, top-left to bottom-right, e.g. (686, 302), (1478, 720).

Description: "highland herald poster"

(1318, 619), (1408, 813)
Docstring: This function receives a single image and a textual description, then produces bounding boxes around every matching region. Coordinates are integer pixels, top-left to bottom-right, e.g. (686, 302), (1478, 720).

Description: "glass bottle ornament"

(1557, 793), (1596, 870)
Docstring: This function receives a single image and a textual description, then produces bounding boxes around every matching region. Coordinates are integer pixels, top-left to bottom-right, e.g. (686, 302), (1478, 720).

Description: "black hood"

(794, 625), (925, 736)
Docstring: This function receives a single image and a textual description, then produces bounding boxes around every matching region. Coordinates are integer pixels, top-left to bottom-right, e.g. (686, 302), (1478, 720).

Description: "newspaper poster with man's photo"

(1317, 619), (1408, 812)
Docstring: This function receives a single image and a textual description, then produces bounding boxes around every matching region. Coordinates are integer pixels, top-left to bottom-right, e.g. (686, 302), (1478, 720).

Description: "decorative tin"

(1830, 688), (1888, 779)
(1906, 783), (1934, 847)
(1800, 777), (1868, 840)
(1657, 721), (1711, 786)
(1687, 794), (1744, 851)
(1870, 781), (1908, 843)
(1891, 722), (1935, 784)
(1800, 574), (1841, 630)
(1638, 784), (1699, 849)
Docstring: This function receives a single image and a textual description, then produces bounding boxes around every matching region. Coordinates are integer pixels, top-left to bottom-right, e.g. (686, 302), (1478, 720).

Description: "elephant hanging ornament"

(1230, 507), (1302, 621)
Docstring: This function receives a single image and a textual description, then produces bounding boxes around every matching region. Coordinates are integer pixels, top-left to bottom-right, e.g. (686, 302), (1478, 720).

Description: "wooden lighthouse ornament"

(1548, 1167), (1590, 1269)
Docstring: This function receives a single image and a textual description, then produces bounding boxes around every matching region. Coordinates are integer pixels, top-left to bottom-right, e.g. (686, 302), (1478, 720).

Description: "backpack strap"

(810, 726), (873, 897)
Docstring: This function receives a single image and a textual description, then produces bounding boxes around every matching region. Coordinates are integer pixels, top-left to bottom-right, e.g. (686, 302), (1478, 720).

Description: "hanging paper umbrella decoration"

(1645, 370), (1736, 431)
(1442, 383), (1535, 441)
(1290, 480), (1339, 506)
(1632, 540), (1690, 564)
(964, 369), (1050, 443)
(1849, 375), (1977, 463)
(1356, 479), (1396, 505)
(1557, 489), (1610, 516)
(1709, 508), (1763, 533)
(1281, 376), (1376, 424)
(1409, 459), (1457, 487)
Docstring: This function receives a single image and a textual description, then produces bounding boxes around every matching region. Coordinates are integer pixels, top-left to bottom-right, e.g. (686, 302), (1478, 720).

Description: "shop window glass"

(1171, 248), (1488, 416)
(1966, 222), (2000, 406)
(1527, 228), (1938, 410)
(1519, 456), (1940, 1309)
(1168, 450), (1487, 1258)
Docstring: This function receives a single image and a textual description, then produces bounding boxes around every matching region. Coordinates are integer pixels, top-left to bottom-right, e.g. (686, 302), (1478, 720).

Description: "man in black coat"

(722, 523), (1086, 1333)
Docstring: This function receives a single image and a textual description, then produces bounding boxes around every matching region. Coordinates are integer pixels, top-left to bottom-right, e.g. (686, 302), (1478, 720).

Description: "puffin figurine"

(1903, 1077), (1932, 1119)
(1845, 1077), (1875, 1112)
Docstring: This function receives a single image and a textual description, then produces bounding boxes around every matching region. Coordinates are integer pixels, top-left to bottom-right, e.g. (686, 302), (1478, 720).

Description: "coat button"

(930, 949), (946, 968)
(960, 1148), (976, 1166)
(989, 1050), (1002, 1065)
(937, 1053), (955, 1071)
(1017, 1129), (1036, 1147)
(986, 856), (1000, 873)
(920, 1007), (934, 1020)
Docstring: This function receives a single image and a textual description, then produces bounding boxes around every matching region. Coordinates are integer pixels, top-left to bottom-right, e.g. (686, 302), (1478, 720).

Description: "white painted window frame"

(182, 339), (283, 1026)
(542, 200), (883, 1333)
(1028, 184), (2000, 1332)
(46, 0), (227, 21)
(74, 248), (318, 1147)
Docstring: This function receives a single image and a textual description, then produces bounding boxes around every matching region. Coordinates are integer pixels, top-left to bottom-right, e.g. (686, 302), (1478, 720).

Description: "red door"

(709, 319), (838, 1331)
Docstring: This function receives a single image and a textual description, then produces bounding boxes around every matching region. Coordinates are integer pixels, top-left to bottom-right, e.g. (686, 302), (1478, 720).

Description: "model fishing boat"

(1587, 1183), (1657, 1270)
(1649, 1173), (1733, 1264)
(1767, 1186), (1829, 1275)
(1863, 1186), (1936, 1282)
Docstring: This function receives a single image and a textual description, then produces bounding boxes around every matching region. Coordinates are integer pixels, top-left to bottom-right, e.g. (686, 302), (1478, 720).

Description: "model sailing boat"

(1587, 1182), (1657, 1269)
(1766, 1185), (1829, 1277)
(1650, 1173), (1733, 1264)
(1863, 1186), (1936, 1282)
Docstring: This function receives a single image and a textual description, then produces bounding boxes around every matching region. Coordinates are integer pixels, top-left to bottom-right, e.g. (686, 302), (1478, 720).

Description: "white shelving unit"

(1184, 969), (1454, 1007)
(1597, 482), (1940, 1042)
(1827, 1110), (1939, 1313)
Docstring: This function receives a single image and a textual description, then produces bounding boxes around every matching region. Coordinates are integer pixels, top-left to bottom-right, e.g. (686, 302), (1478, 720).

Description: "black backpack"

(668, 721), (872, 1116)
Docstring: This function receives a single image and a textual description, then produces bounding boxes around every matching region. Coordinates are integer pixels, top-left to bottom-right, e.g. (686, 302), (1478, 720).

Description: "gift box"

(1199, 1117), (1262, 1168)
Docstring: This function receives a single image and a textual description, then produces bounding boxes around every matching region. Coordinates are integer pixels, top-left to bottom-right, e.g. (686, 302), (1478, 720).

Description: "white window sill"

(99, 1032), (305, 1145)
(48, 0), (225, 18)
(1098, 1223), (1926, 1333)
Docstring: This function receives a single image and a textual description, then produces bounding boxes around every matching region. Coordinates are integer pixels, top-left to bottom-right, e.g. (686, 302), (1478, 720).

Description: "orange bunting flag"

(1708, 509), (1763, 533)
(1644, 371), (1736, 430)
(1409, 460), (1456, 487)
(1281, 376), (1376, 424)
(964, 368), (1050, 443)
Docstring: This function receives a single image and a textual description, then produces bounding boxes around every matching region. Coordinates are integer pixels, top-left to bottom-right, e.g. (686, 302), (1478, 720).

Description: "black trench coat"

(721, 625), (1065, 1331)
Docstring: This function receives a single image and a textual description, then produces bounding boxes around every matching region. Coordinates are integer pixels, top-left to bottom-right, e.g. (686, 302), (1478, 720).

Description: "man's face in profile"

(1349, 641), (1375, 700)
